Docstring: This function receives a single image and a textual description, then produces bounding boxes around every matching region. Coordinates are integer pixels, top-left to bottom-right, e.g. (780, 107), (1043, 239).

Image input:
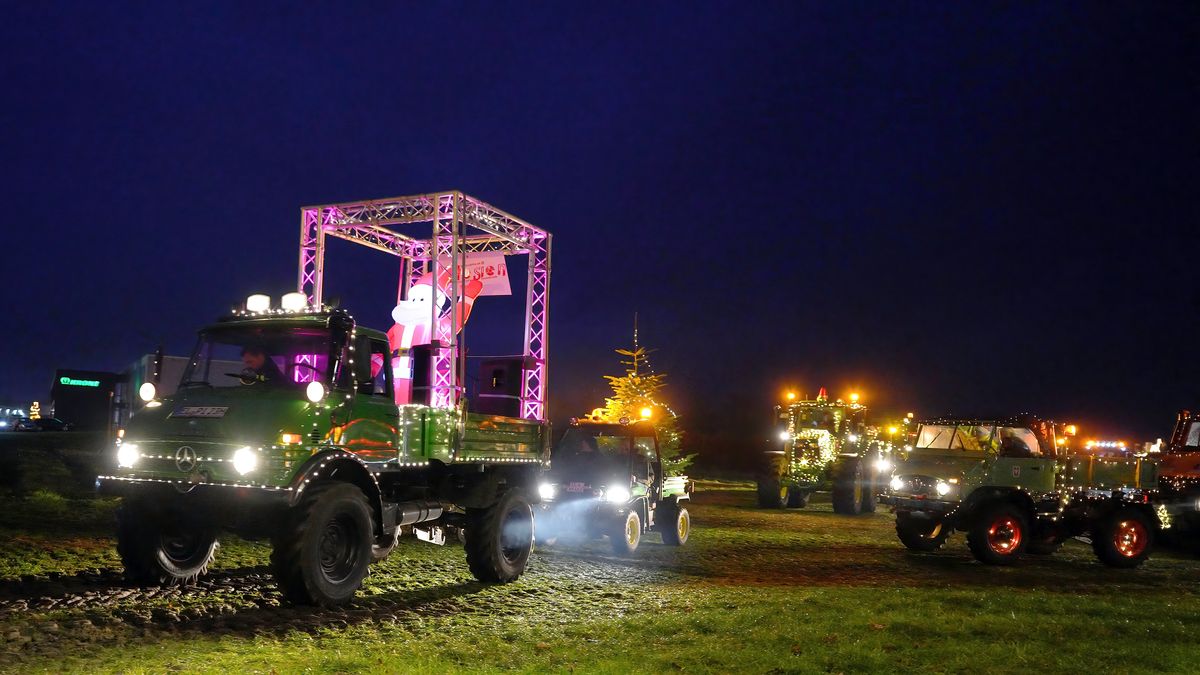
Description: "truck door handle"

(1029, 466), (1042, 471)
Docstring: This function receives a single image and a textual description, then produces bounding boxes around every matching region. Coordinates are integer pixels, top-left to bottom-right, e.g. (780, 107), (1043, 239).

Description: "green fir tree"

(596, 321), (695, 476)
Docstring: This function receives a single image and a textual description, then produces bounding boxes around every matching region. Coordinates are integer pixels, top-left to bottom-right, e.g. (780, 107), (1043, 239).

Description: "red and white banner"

(439, 253), (511, 296)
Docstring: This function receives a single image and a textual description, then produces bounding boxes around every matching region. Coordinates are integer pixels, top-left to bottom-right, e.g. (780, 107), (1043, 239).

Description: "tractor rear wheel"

(465, 488), (535, 583)
(832, 458), (865, 515)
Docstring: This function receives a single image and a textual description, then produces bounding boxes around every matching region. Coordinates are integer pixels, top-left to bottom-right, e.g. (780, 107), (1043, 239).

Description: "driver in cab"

(240, 345), (286, 385)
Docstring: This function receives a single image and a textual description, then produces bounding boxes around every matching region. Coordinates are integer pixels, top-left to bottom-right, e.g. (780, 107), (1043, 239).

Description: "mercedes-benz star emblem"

(175, 446), (197, 472)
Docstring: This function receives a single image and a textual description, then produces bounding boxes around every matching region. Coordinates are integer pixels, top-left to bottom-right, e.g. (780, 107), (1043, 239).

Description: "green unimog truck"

(881, 416), (1161, 567)
(758, 389), (892, 514)
(534, 417), (693, 555)
(98, 192), (555, 606)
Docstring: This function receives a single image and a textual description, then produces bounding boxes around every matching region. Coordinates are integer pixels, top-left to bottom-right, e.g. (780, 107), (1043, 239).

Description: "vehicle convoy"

(98, 192), (553, 606)
(1158, 409), (1200, 535)
(758, 389), (892, 514)
(881, 416), (1162, 567)
(535, 417), (693, 555)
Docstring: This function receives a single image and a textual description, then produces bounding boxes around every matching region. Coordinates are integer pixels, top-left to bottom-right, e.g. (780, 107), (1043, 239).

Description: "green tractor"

(881, 416), (1162, 567)
(757, 389), (893, 514)
(535, 418), (693, 555)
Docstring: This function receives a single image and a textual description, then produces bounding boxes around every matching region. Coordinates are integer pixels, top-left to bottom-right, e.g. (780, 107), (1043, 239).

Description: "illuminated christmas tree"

(597, 317), (695, 476)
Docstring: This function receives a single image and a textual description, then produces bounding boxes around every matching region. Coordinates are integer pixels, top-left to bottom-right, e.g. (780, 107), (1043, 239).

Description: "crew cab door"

(633, 433), (660, 503)
(343, 337), (400, 462)
(988, 427), (1055, 493)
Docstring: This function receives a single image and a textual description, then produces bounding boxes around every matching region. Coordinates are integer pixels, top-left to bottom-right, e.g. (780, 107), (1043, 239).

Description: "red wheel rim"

(987, 516), (1022, 554)
(1113, 520), (1148, 557)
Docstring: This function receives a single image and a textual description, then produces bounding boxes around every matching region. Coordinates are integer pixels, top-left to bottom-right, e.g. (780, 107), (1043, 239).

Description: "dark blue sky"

(1, 2), (1196, 447)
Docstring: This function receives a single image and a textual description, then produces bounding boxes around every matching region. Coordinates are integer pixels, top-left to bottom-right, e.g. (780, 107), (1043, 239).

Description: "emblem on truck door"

(176, 446), (197, 472)
(1011, 466), (1021, 478)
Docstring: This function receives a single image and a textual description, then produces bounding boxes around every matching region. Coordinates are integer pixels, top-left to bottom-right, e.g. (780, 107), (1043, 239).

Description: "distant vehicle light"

(847, 434), (858, 443)
(786, 391), (796, 401)
(538, 482), (557, 500)
(887, 426), (898, 435)
(889, 476), (905, 492)
(306, 381), (326, 403)
(232, 447), (258, 475)
(874, 458), (893, 473)
(280, 292), (307, 312)
(639, 406), (653, 419)
(246, 294), (271, 313)
(604, 485), (631, 503)
(117, 443), (140, 468)
(138, 382), (157, 402)
(849, 392), (860, 403)
(779, 431), (792, 441)
(280, 433), (302, 445)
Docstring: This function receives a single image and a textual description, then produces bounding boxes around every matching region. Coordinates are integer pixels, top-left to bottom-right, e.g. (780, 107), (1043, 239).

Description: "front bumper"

(878, 493), (960, 514)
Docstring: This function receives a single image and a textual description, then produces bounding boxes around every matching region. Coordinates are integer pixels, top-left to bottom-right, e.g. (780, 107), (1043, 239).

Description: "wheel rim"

(500, 504), (533, 564)
(677, 512), (689, 541)
(318, 513), (361, 583)
(159, 524), (206, 564)
(1113, 520), (1148, 557)
(626, 515), (639, 545)
(987, 516), (1022, 554)
(779, 485), (788, 503)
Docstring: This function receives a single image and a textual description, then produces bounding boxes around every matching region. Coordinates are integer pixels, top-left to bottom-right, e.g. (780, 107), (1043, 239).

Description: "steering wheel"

(292, 362), (326, 379)
(227, 368), (263, 386)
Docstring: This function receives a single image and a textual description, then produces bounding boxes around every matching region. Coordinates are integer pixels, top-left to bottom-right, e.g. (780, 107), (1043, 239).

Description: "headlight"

(778, 431), (791, 441)
(138, 382), (156, 402)
(232, 446), (258, 475)
(847, 434), (858, 443)
(889, 475), (905, 492)
(306, 381), (326, 403)
(538, 482), (557, 500)
(874, 458), (893, 473)
(605, 485), (631, 503)
(935, 480), (953, 497)
(116, 443), (139, 468)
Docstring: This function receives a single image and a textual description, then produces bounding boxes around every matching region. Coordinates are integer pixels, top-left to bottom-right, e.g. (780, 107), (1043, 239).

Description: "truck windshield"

(916, 424), (996, 452)
(180, 326), (337, 389)
(792, 408), (838, 431)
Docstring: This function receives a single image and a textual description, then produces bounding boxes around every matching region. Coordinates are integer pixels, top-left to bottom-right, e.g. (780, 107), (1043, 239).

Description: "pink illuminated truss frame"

(297, 191), (552, 421)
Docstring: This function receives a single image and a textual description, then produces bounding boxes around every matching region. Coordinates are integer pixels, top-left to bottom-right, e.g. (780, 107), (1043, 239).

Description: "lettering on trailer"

(170, 406), (230, 419)
(59, 376), (100, 387)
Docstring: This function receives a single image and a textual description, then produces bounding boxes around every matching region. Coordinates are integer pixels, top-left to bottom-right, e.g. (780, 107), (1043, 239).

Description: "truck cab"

(882, 416), (1160, 568)
(536, 418), (692, 555)
(1158, 409), (1200, 534)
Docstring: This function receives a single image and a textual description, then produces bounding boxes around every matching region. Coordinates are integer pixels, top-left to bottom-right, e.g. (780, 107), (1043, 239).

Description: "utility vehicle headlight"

(138, 382), (156, 402)
(306, 381), (326, 403)
(232, 446), (258, 475)
(605, 485), (631, 503)
(935, 480), (953, 497)
(538, 482), (557, 500)
(117, 443), (140, 469)
(779, 431), (791, 441)
(874, 458), (893, 473)
(889, 475), (905, 492)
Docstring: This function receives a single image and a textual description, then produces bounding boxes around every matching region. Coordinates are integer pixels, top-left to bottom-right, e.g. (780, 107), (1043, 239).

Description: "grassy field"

(1, 481), (1199, 673)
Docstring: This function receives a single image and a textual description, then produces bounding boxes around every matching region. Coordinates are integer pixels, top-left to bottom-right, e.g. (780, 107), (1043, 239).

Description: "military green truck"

(757, 389), (891, 514)
(98, 192), (555, 606)
(534, 418), (693, 555)
(1155, 409), (1200, 537)
(881, 416), (1161, 567)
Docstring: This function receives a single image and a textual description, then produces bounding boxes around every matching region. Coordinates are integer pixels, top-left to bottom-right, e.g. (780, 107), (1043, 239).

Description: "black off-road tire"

(610, 509), (642, 556)
(966, 502), (1028, 566)
(1092, 507), (1154, 568)
(831, 458), (865, 515)
(464, 488), (534, 583)
(861, 462), (879, 514)
(659, 502), (690, 546)
(271, 482), (374, 607)
(786, 486), (809, 508)
(116, 499), (219, 585)
(757, 477), (788, 509)
(895, 512), (950, 552)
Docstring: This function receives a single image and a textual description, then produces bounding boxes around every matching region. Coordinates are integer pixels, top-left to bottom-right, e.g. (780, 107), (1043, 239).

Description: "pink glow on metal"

(294, 354), (318, 383)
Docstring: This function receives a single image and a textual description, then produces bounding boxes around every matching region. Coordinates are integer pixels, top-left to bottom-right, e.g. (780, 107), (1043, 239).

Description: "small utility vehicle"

(535, 418), (693, 555)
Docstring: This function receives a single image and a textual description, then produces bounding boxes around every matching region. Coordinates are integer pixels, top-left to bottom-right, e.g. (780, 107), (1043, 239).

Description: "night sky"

(2, 3), (1196, 459)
